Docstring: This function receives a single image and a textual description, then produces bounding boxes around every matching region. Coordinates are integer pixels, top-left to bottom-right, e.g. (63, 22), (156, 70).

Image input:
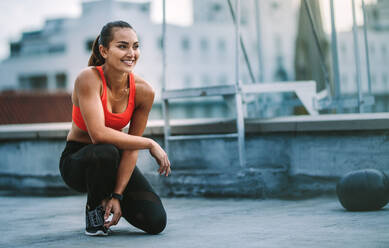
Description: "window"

(200, 38), (208, 51)
(157, 36), (163, 50)
(85, 39), (94, 52)
(212, 3), (222, 12)
(181, 37), (190, 51)
(271, 1), (279, 10)
(207, 3), (223, 21)
(56, 73), (67, 89)
(48, 44), (65, 54)
(140, 4), (149, 13)
(19, 74), (48, 90)
(10, 42), (21, 57)
(218, 39), (226, 53)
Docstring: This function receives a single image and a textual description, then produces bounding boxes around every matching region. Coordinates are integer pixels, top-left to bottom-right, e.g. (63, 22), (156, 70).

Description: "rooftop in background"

(0, 91), (72, 125)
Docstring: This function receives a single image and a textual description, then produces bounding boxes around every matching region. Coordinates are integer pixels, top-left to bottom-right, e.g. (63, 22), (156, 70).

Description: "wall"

(1, 113), (389, 197)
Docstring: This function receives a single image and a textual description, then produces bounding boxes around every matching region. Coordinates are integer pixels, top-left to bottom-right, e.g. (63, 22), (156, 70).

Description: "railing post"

(161, 0), (170, 155)
(351, 0), (364, 113)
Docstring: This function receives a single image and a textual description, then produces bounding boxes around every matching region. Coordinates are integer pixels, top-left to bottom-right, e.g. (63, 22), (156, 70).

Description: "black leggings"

(59, 141), (166, 234)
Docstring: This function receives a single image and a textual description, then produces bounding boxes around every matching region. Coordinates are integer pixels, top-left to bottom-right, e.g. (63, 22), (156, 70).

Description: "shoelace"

(88, 207), (105, 227)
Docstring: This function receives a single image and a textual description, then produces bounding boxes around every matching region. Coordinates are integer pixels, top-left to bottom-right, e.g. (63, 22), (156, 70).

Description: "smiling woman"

(59, 20), (171, 237)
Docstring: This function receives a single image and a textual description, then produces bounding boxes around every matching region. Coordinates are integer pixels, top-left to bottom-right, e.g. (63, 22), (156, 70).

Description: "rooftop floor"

(2, 194), (389, 248)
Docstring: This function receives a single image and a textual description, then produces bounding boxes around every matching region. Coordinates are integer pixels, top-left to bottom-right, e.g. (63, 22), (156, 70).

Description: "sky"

(0, 0), (377, 60)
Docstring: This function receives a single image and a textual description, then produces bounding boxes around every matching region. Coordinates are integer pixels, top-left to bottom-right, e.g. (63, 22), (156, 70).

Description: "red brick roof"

(0, 91), (72, 125)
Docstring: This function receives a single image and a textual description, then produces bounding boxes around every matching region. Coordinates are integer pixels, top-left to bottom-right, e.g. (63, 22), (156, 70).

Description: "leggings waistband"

(61, 140), (90, 158)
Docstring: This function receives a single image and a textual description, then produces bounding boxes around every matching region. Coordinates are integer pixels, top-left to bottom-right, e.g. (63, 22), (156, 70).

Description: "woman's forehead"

(111, 28), (137, 42)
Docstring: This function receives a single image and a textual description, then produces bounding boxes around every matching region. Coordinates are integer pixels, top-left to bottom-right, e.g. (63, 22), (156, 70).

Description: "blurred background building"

(337, 0), (389, 112)
(0, 0), (298, 121)
(0, 0), (387, 123)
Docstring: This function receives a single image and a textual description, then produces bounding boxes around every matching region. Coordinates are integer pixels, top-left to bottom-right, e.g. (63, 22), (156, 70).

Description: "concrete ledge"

(0, 122), (71, 140)
(1, 113), (389, 140)
(1, 113), (389, 198)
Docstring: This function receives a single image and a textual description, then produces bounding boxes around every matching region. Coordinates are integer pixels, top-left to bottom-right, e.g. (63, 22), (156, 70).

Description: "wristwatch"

(110, 193), (123, 201)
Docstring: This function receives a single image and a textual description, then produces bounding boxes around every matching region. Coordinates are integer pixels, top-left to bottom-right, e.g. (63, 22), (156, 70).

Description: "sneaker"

(85, 205), (109, 236)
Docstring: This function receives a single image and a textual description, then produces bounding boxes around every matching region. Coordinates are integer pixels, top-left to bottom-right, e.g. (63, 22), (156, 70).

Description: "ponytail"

(88, 35), (105, 66)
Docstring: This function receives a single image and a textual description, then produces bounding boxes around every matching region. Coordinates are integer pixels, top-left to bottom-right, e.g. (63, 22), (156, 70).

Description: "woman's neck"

(102, 65), (128, 92)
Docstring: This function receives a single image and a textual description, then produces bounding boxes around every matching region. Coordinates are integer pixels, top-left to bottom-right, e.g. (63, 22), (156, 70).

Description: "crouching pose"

(59, 20), (171, 236)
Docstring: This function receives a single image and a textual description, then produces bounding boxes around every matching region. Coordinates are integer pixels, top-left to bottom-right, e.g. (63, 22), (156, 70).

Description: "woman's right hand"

(149, 140), (171, 176)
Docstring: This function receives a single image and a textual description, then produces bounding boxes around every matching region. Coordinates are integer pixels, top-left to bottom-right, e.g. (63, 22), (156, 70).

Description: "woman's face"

(101, 27), (140, 73)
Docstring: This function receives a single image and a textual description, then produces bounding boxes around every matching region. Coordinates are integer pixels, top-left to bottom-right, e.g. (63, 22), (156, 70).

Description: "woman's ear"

(99, 44), (108, 59)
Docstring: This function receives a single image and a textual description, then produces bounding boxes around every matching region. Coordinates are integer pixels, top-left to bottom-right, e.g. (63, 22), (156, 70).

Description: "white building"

(337, 0), (389, 112)
(0, 0), (299, 118)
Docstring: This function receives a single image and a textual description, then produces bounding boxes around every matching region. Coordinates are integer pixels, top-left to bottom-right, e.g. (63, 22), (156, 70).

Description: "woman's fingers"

(165, 166), (171, 177)
(165, 157), (171, 176)
(104, 204), (112, 220)
(150, 143), (171, 176)
(109, 212), (121, 227)
(159, 156), (171, 176)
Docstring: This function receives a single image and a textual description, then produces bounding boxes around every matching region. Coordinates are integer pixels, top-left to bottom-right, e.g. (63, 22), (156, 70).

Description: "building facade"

(337, 0), (389, 112)
(0, 0), (299, 119)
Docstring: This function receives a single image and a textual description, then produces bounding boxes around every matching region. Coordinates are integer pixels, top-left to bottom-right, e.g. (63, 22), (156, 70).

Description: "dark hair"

(88, 20), (134, 66)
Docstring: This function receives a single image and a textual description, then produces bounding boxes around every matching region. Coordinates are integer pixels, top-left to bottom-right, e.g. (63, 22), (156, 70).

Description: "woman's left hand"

(104, 198), (122, 228)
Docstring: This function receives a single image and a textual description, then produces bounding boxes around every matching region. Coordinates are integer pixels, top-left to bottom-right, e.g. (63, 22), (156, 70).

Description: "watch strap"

(110, 193), (123, 201)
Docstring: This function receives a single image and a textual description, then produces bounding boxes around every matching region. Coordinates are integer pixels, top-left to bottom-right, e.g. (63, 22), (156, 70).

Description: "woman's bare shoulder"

(133, 74), (155, 107)
(75, 67), (101, 92)
(133, 74), (155, 97)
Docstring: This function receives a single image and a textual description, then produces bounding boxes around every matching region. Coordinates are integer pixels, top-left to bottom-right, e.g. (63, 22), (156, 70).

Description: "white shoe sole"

(85, 230), (109, 236)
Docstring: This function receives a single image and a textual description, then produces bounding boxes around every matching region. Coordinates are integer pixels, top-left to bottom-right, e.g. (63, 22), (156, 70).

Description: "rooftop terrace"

(1, 194), (388, 248)
(1, 114), (389, 247)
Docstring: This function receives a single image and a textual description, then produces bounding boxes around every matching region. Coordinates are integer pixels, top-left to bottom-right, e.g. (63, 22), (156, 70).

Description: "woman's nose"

(127, 48), (135, 56)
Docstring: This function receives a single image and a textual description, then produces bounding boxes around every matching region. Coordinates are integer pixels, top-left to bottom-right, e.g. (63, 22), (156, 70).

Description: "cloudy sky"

(0, 0), (376, 60)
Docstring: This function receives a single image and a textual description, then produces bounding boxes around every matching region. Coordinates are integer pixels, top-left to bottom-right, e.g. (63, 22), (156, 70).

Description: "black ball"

(336, 169), (389, 211)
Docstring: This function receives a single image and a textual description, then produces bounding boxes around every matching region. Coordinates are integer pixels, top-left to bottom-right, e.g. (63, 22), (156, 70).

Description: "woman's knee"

(145, 209), (167, 235)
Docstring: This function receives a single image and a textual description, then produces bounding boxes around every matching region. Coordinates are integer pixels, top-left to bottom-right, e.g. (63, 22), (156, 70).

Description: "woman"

(59, 20), (171, 236)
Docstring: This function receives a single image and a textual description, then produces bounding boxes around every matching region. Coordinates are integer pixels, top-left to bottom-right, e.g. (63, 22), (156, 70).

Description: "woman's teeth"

(122, 60), (134, 66)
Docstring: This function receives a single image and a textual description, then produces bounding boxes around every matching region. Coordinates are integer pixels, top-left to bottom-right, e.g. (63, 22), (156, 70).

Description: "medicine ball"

(336, 169), (389, 211)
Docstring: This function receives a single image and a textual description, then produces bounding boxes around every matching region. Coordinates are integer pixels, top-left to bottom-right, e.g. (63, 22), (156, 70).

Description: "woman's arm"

(76, 69), (165, 155)
(102, 77), (170, 228)
(113, 78), (169, 196)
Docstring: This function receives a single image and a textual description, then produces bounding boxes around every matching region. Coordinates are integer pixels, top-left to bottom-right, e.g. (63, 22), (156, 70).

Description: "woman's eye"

(118, 45), (126, 49)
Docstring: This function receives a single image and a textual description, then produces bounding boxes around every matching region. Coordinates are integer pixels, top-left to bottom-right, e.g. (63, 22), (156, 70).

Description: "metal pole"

(303, 0), (332, 103)
(161, 0), (171, 154)
(234, 0), (246, 167)
(233, 0), (240, 89)
(361, 0), (372, 95)
(329, 0), (341, 111)
(254, 0), (264, 82)
(227, 0), (256, 83)
(351, 0), (364, 113)
(162, 0), (167, 91)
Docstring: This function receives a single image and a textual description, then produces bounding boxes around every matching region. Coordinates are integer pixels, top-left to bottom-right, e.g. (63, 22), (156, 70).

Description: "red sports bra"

(72, 66), (136, 132)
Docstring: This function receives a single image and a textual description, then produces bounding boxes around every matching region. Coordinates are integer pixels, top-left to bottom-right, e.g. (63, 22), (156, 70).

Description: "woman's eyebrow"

(116, 41), (129, 45)
(116, 41), (139, 45)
